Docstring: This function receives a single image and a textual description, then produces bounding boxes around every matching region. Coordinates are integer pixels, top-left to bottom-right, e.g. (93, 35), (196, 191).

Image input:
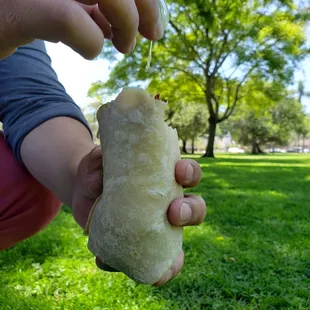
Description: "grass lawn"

(0, 154), (309, 309)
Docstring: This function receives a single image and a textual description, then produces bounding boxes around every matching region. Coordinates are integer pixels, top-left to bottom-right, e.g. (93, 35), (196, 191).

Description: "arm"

(20, 117), (95, 207)
(0, 40), (207, 288)
(0, 40), (96, 208)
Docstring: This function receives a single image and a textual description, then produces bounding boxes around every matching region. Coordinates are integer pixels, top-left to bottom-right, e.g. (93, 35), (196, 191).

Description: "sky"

(45, 42), (111, 108)
(45, 26), (310, 113)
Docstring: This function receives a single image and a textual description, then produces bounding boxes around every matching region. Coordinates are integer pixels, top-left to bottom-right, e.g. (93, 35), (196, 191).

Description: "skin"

(2, 0), (207, 286)
(0, 0), (164, 59)
(21, 118), (207, 286)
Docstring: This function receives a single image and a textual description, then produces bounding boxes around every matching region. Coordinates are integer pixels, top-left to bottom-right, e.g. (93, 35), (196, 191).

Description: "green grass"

(1, 154), (310, 310)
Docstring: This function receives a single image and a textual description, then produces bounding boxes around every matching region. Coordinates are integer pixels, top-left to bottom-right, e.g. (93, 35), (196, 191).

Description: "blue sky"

(45, 26), (310, 113)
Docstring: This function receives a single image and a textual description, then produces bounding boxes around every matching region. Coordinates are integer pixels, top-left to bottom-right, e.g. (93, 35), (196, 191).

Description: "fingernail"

(180, 202), (192, 222)
(154, 269), (173, 286)
(165, 269), (173, 283)
(155, 19), (164, 39)
(161, 269), (173, 285)
(186, 164), (194, 182)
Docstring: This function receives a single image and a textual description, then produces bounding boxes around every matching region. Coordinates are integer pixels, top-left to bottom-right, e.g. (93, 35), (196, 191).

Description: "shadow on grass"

(209, 154), (310, 166)
(1, 155), (309, 309)
(150, 155), (310, 308)
(154, 230), (309, 309)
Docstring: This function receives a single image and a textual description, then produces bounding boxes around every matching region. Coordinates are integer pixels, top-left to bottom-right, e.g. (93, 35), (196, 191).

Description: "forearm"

(0, 40), (95, 207)
(20, 117), (96, 207)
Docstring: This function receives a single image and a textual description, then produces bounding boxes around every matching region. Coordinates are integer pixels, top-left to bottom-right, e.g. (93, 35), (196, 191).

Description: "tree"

(89, 0), (310, 158)
(146, 74), (208, 154)
(89, 65), (208, 154)
(294, 112), (310, 150)
(166, 102), (208, 154)
(228, 94), (305, 154)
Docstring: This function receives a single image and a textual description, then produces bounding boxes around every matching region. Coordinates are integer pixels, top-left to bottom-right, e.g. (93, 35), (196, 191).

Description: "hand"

(154, 159), (206, 286)
(72, 146), (207, 286)
(0, 0), (163, 60)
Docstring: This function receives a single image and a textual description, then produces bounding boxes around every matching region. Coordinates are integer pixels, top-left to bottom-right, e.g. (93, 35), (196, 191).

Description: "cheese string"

(146, 0), (169, 71)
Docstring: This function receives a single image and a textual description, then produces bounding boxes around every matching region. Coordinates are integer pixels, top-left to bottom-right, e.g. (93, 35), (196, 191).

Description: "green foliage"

(148, 73), (208, 145)
(297, 80), (310, 104)
(82, 101), (102, 144)
(89, 0), (310, 156)
(222, 75), (310, 153)
(228, 96), (305, 151)
(166, 102), (208, 143)
(295, 113), (310, 138)
(1, 155), (310, 309)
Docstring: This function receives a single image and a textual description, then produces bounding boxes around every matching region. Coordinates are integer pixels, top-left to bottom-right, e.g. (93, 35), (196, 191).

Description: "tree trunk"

(257, 144), (264, 154)
(251, 142), (264, 155)
(302, 135), (305, 152)
(191, 138), (195, 154)
(203, 118), (217, 158)
(297, 135), (300, 148)
(182, 139), (188, 154)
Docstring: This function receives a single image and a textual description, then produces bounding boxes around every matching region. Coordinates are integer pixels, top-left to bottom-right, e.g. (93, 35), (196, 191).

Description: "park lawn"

(0, 154), (309, 310)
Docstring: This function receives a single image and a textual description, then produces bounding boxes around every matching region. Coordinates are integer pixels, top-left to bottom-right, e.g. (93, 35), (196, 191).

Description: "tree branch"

(168, 65), (206, 92)
(205, 77), (217, 119)
(218, 66), (256, 123)
(169, 20), (205, 68)
(210, 11), (266, 77)
(162, 45), (205, 71)
(211, 30), (231, 76)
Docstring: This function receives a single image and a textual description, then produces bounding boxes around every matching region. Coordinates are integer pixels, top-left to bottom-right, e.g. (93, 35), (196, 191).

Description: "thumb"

(77, 145), (103, 200)
(2, 0), (104, 60)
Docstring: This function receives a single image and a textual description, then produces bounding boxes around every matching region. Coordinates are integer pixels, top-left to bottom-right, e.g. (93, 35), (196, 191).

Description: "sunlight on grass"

(1, 154), (309, 309)
(214, 161), (310, 167)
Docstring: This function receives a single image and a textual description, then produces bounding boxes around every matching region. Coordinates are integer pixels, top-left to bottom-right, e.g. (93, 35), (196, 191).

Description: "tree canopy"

(89, 0), (310, 157)
(226, 83), (307, 154)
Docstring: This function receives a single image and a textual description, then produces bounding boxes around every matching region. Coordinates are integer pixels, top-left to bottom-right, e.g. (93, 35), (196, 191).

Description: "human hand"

(72, 146), (206, 286)
(0, 0), (164, 60)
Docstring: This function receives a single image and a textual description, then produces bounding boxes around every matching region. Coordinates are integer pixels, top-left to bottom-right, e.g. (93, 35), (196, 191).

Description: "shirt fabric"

(0, 40), (92, 163)
(0, 131), (62, 250)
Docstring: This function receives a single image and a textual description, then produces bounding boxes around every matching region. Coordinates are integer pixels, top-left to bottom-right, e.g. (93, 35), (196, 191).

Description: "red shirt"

(0, 132), (61, 251)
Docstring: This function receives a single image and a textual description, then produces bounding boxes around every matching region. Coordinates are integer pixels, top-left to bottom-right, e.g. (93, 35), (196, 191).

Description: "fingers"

(134, 0), (163, 40)
(78, 0), (162, 53)
(7, 0), (104, 60)
(82, 146), (103, 199)
(84, 145), (102, 173)
(1, 0), (164, 60)
(154, 251), (184, 287)
(95, 0), (139, 53)
(80, 4), (112, 40)
(175, 159), (202, 188)
(96, 251), (184, 287)
(95, 257), (119, 272)
(167, 195), (207, 227)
